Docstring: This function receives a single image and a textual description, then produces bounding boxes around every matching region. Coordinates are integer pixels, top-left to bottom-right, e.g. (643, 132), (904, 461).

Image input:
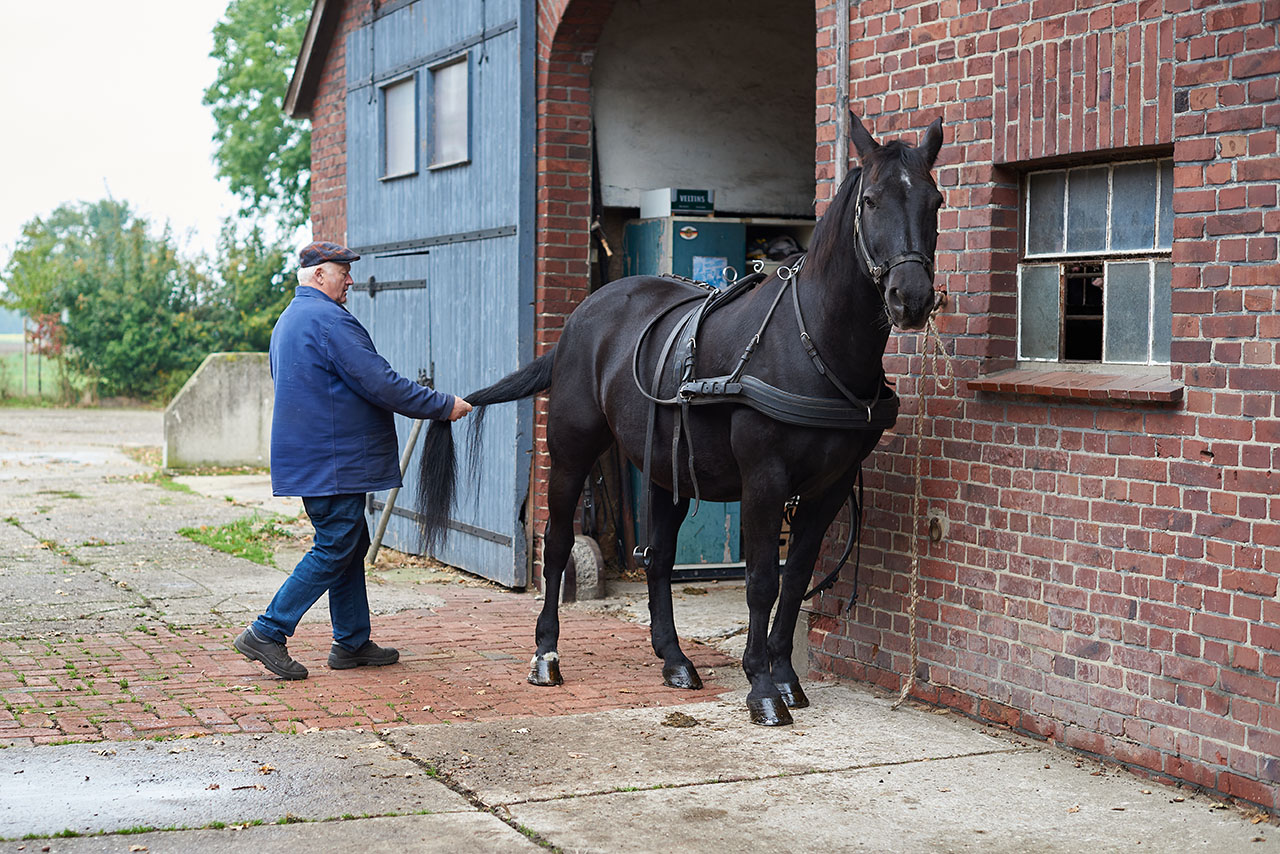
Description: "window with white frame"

(429, 56), (469, 168)
(382, 75), (417, 179)
(1019, 159), (1173, 365)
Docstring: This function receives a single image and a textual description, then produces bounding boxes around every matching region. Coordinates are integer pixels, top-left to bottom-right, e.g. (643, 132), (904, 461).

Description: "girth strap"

(679, 374), (899, 430)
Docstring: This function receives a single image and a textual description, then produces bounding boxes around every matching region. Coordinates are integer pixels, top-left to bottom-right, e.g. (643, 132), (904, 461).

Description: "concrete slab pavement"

(0, 408), (1275, 852)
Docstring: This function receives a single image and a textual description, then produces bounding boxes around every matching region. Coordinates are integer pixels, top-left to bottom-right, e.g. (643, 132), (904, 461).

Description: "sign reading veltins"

(639, 187), (716, 218)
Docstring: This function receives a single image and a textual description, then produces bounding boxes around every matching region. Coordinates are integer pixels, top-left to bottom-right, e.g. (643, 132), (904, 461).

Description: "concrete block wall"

(163, 353), (273, 470)
(811, 0), (1280, 812)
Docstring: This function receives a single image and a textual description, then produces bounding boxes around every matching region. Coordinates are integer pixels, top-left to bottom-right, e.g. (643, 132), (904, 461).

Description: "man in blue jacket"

(235, 241), (472, 680)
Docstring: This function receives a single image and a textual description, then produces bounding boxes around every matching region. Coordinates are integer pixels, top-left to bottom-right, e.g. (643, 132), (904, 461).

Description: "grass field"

(0, 334), (71, 402)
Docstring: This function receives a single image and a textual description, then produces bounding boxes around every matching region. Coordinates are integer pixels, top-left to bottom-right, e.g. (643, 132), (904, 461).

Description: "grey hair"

(297, 264), (321, 285)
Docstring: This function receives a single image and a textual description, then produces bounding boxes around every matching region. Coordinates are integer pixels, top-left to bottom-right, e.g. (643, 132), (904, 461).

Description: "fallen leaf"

(512, 728), (529, 734)
(258, 765), (276, 775)
(421, 706), (433, 712)
(130, 847), (148, 852)
(231, 784), (266, 791)
(334, 754), (347, 759)
(1111, 807), (1126, 811)
(206, 783), (220, 790)
(1067, 804), (1080, 814)
(450, 710), (466, 717)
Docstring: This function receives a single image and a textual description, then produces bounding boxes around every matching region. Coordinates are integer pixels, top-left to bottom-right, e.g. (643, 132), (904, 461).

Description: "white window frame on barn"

(380, 73), (418, 180)
(1018, 159), (1174, 367)
(428, 53), (470, 170)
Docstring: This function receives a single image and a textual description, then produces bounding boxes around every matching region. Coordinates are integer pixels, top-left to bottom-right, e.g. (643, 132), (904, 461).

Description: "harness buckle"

(632, 545), (653, 567)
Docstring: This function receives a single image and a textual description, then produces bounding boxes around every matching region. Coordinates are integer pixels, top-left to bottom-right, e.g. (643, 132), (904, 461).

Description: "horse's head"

(849, 113), (944, 331)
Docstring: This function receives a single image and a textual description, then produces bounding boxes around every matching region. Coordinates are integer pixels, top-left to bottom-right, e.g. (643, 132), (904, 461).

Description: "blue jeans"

(253, 493), (371, 652)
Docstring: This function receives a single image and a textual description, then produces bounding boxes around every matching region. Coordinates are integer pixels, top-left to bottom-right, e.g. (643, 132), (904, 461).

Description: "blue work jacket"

(269, 286), (455, 497)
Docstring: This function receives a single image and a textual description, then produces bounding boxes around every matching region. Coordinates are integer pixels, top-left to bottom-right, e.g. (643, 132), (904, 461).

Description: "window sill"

(966, 368), (1183, 403)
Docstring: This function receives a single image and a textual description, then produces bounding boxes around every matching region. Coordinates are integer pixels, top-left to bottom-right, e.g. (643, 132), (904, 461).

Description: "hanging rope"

(891, 308), (955, 711)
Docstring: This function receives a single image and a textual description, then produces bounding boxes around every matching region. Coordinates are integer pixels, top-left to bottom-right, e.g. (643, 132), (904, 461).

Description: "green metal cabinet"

(622, 217), (746, 571)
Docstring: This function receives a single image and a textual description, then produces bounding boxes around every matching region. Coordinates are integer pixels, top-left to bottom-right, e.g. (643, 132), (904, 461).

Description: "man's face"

(315, 262), (353, 304)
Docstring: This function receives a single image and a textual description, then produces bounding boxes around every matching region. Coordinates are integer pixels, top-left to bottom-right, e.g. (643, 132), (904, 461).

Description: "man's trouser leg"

(253, 493), (371, 649)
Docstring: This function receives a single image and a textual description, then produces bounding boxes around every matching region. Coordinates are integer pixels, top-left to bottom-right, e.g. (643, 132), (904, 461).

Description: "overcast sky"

(0, 0), (255, 271)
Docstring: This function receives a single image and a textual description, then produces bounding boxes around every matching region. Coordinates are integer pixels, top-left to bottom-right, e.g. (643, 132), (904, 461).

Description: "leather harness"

(628, 171), (937, 605)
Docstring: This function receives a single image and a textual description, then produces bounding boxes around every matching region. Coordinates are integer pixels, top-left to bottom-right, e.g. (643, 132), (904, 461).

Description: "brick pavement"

(0, 586), (737, 745)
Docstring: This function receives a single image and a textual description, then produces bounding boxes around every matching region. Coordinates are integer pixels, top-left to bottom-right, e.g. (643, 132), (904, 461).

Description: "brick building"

(289, 0), (1279, 811)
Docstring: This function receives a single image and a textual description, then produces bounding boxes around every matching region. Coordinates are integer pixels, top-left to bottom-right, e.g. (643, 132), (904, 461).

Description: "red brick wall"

(307, 1), (369, 243)
(530, 0), (614, 580)
(812, 0), (1280, 811)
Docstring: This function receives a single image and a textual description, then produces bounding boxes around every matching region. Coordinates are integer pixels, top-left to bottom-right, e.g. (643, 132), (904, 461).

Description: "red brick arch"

(528, 1), (616, 580)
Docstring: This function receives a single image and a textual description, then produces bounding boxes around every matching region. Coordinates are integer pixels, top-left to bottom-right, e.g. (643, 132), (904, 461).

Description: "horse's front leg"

(644, 488), (699, 689)
(766, 478), (858, 709)
(740, 489), (791, 726)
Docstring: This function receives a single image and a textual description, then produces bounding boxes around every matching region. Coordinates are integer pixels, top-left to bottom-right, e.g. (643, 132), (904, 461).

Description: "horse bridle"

(851, 171), (936, 291)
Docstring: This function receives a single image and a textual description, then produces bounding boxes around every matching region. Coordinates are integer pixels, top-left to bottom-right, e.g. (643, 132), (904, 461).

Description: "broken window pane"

(1064, 262), (1104, 361)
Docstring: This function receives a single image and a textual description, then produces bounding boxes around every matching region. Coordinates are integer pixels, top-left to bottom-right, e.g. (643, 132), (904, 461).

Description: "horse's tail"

(417, 349), (557, 553)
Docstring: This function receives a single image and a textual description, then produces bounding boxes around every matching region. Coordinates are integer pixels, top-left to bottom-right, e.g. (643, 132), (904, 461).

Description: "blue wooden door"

(343, 0), (535, 587)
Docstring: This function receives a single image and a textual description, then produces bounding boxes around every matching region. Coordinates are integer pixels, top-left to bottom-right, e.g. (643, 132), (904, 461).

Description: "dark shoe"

(235, 627), (308, 680)
(328, 640), (399, 669)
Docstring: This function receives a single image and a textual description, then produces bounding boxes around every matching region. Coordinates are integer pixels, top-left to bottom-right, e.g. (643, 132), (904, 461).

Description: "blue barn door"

(343, 0), (535, 587)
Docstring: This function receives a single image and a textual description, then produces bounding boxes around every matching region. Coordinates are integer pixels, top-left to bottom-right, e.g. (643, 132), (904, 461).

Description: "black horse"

(419, 113), (944, 726)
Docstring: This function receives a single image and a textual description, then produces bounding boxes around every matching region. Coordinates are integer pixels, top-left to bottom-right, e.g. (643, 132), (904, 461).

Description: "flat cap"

(298, 241), (360, 268)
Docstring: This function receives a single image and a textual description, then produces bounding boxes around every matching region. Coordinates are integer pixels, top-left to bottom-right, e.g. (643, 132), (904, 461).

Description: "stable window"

(1018, 159), (1173, 365)
(382, 75), (417, 179)
(429, 55), (469, 169)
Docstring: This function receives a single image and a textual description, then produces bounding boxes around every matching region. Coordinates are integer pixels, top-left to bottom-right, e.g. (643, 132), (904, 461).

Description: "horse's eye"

(863, 196), (877, 210)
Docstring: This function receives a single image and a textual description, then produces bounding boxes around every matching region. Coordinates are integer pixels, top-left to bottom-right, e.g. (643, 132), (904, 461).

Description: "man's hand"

(448, 396), (473, 421)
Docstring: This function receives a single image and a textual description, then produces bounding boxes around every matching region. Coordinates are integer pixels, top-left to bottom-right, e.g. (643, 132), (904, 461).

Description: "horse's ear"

(919, 117), (944, 169)
(849, 111), (878, 161)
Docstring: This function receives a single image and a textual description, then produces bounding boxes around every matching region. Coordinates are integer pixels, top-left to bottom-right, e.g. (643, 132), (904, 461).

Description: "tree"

(204, 0), (313, 230)
(209, 221), (295, 352)
(0, 200), (216, 401)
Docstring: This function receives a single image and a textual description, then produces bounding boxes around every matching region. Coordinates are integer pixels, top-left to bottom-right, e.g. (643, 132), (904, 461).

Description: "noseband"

(852, 172), (936, 290)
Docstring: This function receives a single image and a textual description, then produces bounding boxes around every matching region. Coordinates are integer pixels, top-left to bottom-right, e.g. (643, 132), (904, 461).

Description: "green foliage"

(205, 0), (313, 229)
(209, 221), (294, 352)
(1, 200), (218, 401)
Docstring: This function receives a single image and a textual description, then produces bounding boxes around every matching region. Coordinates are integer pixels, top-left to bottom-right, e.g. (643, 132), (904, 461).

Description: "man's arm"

(326, 314), (468, 421)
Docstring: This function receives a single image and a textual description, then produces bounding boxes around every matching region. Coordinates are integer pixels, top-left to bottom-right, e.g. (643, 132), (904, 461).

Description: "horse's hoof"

(527, 654), (563, 686)
(746, 696), (794, 726)
(662, 663), (703, 690)
(775, 681), (809, 709)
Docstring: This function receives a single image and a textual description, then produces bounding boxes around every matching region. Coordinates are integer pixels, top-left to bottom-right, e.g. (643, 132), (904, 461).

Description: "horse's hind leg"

(643, 487), (700, 689)
(528, 418), (611, 686)
(767, 480), (856, 709)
